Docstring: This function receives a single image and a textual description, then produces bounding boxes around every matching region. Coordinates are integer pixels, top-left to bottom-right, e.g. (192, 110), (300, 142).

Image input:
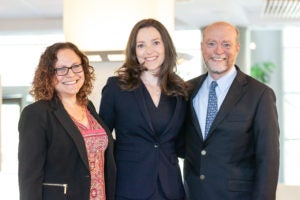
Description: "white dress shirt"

(193, 66), (237, 138)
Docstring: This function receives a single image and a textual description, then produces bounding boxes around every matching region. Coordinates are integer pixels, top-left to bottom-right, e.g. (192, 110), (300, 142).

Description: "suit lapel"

(134, 84), (156, 134)
(190, 75), (207, 141)
(206, 69), (248, 139)
(134, 83), (184, 138)
(53, 99), (90, 170)
(160, 95), (183, 136)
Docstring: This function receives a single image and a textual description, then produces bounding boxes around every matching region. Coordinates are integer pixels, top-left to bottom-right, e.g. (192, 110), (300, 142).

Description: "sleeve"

(253, 87), (280, 200)
(18, 104), (48, 200)
(99, 77), (117, 132)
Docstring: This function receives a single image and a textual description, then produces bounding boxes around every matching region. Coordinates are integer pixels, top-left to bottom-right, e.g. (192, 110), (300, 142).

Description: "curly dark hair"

(30, 42), (95, 105)
(116, 18), (189, 100)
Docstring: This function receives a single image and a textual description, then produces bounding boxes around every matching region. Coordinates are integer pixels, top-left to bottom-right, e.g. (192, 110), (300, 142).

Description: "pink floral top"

(72, 107), (108, 200)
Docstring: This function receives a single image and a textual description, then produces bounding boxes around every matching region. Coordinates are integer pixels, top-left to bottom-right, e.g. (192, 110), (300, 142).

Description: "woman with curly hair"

(18, 42), (116, 200)
(99, 18), (188, 200)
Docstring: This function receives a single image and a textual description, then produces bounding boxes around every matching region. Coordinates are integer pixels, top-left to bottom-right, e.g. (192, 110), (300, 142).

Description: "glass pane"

(0, 33), (64, 87)
(283, 27), (300, 186)
(174, 30), (202, 80)
(283, 94), (300, 139)
(0, 103), (20, 199)
(283, 48), (300, 92)
(283, 27), (300, 47)
(284, 140), (300, 185)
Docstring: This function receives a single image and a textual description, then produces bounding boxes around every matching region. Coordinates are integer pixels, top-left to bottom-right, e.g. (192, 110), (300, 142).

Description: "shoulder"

(103, 76), (125, 94)
(236, 69), (276, 97)
(21, 100), (52, 115)
(103, 76), (119, 89)
(106, 76), (118, 85)
(186, 74), (207, 94)
(19, 100), (53, 128)
(238, 69), (274, 90)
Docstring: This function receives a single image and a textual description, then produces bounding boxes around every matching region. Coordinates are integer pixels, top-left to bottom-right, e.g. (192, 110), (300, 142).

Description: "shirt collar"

(206, 66), (237, 92)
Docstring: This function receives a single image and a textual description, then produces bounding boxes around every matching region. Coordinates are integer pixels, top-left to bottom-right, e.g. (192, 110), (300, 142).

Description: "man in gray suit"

(182, 21), (280, 200)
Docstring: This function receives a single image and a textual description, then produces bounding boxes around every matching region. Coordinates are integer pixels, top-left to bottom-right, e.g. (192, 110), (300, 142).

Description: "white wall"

(88, 61), (122, 112)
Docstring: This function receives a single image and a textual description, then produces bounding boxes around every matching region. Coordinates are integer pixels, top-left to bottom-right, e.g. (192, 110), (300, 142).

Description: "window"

(0, 32), (64, 199)
(174, 29), (202, 80)
(0, 32), (64, 86)
(282, 27), (300, 185)
(0, 99), (21, 199)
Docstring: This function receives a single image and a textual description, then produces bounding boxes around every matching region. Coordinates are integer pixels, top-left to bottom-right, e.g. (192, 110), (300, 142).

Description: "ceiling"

(1, 0), (300, 32)
(175, 0), (300, 29)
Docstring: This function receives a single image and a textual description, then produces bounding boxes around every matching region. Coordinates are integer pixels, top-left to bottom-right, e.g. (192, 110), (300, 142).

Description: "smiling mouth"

(144, 56), (157, 61)
(63, 80), (78, 85)
(212, 56), (226, 61)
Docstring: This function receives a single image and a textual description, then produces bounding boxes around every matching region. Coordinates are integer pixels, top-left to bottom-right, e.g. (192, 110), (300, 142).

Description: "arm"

(253, 88), (280, 200)
(18, 103), (48, 200)
(99, 77), (116, 132)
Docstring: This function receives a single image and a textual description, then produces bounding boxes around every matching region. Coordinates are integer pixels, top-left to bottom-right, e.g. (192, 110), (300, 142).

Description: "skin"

(201, 22), (240, 80)
(136, 26), (165, 75)
(136, 26), (166, 107)
(54, 48), (85, 100)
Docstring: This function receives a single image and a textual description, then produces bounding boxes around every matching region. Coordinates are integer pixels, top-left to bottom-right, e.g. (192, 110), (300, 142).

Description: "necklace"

(64, 104), (85, 122)
(141, 76), (161, 96)
(76, 106), (85, 122)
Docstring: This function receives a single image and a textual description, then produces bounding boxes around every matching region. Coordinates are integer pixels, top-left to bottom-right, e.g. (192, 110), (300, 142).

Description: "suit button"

(201, 150), (207, 156)
(200, 175), (205, 180)
(154, 144), (159, 148)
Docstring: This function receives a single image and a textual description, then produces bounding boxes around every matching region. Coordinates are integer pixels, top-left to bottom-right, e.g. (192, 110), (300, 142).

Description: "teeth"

(145, 57), (156, 61)
(63, 80), (77, 85)
(213, 57), (225, 61)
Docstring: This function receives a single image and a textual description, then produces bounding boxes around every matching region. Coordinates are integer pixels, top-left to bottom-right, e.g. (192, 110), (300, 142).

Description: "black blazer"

(99, 76), (186, 199)
(183, 66), (280, 200)
(18, 96), (116, 200)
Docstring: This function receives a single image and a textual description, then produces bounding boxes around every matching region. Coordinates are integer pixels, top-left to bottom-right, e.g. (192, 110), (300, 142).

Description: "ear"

(236, 43), (240, 52)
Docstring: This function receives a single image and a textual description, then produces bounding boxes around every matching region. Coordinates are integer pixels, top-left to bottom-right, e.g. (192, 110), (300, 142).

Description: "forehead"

(136, 26), (161, 41)
(56, 48), (80, 66)
(203, 24), (237, 42)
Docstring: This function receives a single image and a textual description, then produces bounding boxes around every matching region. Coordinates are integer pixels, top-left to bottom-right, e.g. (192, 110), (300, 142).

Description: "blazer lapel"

(159, 95), (183, 137)
(52, 99), (90, 170)
(206, 69), (248, 139)
(134, 85), (156, 134)
(190, 75), (207, 141)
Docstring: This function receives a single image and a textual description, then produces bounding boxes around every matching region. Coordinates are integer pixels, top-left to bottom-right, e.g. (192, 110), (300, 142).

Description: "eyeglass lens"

(55, 64), (83, 76)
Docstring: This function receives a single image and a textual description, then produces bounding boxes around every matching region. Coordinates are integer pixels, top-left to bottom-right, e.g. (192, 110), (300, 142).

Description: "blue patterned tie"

(204, 81), (218, 138)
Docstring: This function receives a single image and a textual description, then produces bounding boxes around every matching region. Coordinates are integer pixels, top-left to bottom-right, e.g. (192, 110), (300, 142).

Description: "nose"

(66, 68), (76, 76)
(145, 46), (154, 54)
(215, 44), (224, 54)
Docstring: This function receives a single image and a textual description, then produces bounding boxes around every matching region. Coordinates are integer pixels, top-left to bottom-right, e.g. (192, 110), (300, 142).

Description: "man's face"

(201, 23), (240, 79)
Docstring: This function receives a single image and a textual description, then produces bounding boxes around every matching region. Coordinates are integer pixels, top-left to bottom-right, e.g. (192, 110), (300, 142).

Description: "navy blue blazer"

(183, 66), (280, 200)
(100, 76), (186, 199)
(18, 97), (116, 200)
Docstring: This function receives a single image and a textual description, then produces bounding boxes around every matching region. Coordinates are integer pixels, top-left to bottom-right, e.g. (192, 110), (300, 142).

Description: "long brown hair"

(116, 18), (188, 100)
(30, 42), (95, 105)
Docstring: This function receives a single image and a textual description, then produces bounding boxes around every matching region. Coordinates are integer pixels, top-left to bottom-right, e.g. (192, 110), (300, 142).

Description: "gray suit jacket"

(183, 66), (279, 200)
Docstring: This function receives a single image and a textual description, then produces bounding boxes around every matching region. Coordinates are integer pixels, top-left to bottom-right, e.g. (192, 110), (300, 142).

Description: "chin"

(208, 65), (226, 73)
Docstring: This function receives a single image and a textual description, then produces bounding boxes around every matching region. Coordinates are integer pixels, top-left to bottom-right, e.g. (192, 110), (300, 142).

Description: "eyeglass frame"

(54, 64), (83, 76)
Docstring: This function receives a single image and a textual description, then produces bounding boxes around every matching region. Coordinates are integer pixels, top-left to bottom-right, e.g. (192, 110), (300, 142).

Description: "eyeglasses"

(54, 64), (83, 76)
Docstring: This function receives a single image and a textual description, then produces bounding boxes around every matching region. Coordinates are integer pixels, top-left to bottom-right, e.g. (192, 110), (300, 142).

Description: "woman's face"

(135, 27), (165, 74)
(53, 48), (85, 99)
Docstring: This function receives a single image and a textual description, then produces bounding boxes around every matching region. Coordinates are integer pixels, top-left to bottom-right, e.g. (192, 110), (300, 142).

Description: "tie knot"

(210, 81), (218, 90)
